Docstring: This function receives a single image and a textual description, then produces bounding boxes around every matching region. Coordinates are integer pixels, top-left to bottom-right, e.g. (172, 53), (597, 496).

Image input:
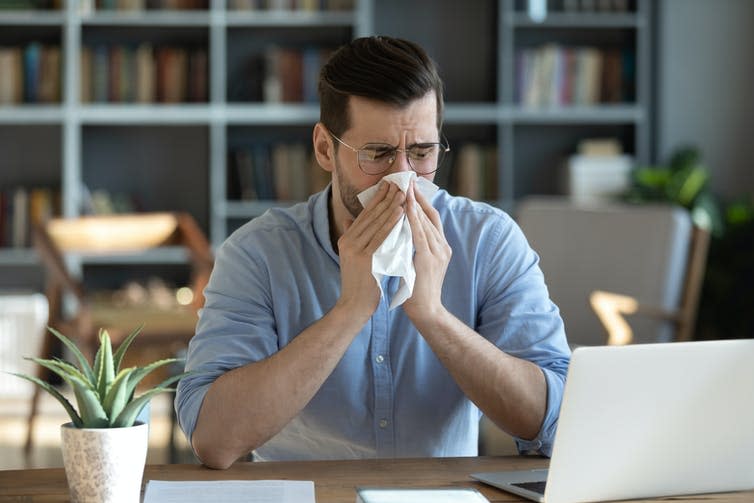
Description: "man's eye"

(409, 146), (435, 160)
(362, 146), (394, 161)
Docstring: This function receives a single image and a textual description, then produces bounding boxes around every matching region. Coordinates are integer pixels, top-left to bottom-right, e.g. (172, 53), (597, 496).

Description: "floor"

(0, 391), (197, 470)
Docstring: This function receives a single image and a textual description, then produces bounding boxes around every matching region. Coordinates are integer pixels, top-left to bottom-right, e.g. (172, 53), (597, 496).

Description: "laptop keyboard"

(512, 481), (547, 495)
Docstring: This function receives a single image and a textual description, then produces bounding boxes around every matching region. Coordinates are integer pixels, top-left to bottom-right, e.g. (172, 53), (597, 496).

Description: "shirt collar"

(312, 184), (340, 264)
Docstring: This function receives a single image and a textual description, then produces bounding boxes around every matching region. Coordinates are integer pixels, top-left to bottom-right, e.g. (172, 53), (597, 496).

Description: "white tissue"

(356, 172), (439, 309)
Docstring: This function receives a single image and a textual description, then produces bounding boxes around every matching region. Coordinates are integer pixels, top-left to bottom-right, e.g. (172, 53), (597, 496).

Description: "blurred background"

(1, 0), (752, 469)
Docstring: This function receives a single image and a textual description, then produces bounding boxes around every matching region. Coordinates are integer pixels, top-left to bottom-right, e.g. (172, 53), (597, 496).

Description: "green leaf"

(95, 330), (115, 402)
(74, 384), (109, 428)
(103, 367), (136, 426)
(112, 370), (193, 428)
(111, 386), (172, 428)
(8, 372), (83, 427)
(47, 326), (95, 383)
(125, 358), (182, 400)
(112, 324), (144, 373)
(666, 164), (708, 207)
(28, 358), (107, 428)
(28, 358), (96, 392)
(37, 357), (92, 387)
(634, 166), (670, 189)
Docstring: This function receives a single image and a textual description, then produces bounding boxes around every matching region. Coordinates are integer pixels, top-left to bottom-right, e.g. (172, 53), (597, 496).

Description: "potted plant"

(11, 325), (190, 503)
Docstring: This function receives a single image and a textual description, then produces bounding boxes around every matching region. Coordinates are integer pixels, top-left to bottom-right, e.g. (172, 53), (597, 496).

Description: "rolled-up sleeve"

(475, 212), (571, 456)
(175, 233), (277, 446)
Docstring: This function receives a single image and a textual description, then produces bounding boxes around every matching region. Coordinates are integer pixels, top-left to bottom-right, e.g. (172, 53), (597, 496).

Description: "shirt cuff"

(513, 366), (565, 457)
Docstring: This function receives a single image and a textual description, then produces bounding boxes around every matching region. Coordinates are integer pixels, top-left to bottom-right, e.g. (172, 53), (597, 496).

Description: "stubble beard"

(334, 155), (366, 219)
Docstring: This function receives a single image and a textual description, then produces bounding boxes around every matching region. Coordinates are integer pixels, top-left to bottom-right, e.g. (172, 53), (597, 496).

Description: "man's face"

(331, 92), (439, 220)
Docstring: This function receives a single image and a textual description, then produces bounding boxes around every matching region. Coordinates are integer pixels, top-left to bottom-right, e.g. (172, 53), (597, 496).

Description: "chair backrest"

(33, 212), (213, 311)
(32, 212), (213, 351)
(516, 196), (706, 346)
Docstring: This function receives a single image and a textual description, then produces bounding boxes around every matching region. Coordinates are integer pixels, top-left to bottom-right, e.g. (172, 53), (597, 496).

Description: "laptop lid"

(473, 340), (754, 503)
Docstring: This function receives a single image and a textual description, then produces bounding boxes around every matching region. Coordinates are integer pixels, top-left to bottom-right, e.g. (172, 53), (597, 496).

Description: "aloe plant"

(11, 325), (190, 428)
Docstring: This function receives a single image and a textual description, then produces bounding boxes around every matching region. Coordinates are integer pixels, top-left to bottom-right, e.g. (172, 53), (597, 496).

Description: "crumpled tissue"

(356, 172), (439, 309)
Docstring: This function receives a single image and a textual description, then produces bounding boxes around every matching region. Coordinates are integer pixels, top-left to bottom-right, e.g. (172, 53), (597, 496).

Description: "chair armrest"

(589, 290), (681, 345)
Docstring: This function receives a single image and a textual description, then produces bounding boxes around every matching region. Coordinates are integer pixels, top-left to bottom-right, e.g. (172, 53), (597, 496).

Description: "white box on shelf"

(566, 153), (633, 203)
(0, 293), (48, 397)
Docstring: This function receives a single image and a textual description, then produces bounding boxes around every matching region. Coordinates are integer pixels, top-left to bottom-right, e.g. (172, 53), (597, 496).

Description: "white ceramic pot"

(60, 421), (149, 503)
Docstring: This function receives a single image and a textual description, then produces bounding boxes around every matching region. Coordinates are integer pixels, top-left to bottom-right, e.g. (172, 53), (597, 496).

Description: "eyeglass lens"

(357, 144), (446, 175)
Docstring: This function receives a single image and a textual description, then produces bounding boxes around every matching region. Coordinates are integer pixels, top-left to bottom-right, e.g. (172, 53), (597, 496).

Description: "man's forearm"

(410, 309), (547, 441)
(192, 303), (369, 469)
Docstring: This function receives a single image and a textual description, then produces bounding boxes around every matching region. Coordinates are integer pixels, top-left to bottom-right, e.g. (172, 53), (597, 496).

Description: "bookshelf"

(0, 0), (651, 284)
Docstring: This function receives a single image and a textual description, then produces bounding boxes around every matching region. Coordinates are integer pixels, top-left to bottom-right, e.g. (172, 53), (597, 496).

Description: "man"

(176, 36), (570, 469)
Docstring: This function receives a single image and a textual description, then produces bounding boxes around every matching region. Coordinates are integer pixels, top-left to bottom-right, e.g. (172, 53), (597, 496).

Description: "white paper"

(142, 479), (315, 503)
(356, 486), (489, 503)
(356, 172), (439, 309)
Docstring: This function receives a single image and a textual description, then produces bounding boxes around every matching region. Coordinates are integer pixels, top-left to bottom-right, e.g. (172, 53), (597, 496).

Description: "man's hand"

(336, 181), (406, 320)
(403, 179), (452, 322)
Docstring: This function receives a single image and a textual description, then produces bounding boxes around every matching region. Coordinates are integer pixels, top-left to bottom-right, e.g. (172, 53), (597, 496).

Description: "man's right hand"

(335, 181), (405, 320)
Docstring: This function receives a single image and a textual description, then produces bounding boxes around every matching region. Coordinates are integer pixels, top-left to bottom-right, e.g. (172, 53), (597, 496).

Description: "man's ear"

(312, 122), (335, 174)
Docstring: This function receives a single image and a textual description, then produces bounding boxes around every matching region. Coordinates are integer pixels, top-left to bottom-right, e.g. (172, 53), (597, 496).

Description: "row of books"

(80, 44), (208, 103)
(91, 0), (207, 9)
(515, 44), (634, 107)
(228, 143), (329, 202)
(443, 143), (499, 201)
(0, 0), (60, 9)
(228, 0), (354, 11)
(0, 187), (60, 249)
(561, 0), (629, 12)
(229, 45), (332, 103)
(0, 44), (61, 105)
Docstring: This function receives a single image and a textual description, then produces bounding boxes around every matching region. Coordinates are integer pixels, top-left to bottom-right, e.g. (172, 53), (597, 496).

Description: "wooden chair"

(590, 225), (710, 345)
(517, 197), (710, 346)
(27, 212), (213, 451)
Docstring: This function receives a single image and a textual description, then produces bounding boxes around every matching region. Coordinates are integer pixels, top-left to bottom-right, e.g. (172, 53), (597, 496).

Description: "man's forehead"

(345, 93), (438, 136)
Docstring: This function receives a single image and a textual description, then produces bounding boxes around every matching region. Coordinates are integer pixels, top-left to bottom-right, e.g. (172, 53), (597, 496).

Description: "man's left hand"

(403, 179), (452, 322)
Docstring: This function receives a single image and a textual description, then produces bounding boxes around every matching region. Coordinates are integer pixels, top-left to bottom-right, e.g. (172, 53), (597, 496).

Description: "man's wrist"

(405, 302), (454, 336)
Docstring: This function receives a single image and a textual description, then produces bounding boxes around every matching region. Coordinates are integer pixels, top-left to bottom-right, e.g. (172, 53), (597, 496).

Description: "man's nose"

(389, 149), (412, 174)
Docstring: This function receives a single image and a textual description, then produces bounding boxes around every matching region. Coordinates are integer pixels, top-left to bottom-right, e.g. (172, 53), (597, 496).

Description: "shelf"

(78, 105), (212, 125)
(0, 248), (39, 266)
(70, 247), (190, 265)
(510, 12), (644, 29)
(225, 104), (320, 125)
(80, 10), (211, 27)
(0, 106), (64, 124)
(0, 10), (65, 25)
(225, 10), (355, 27)
(444, 104), (500, 124)
(511, 105), (645, 124)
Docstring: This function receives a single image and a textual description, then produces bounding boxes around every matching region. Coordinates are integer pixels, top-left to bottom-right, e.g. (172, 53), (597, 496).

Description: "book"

(355, 487), (489, 503)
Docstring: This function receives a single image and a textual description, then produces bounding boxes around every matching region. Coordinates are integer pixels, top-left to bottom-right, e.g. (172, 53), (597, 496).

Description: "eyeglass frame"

(326, 128), (450, 176)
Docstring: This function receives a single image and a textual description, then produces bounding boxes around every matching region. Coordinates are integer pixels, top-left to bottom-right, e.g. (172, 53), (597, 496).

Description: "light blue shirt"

(176, 186), (570, 461)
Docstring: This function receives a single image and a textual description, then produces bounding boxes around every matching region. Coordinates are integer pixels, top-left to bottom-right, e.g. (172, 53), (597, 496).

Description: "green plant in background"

(10, 325), (189, 428)
(623, 146), (725, 236)
(624, 146), (754, 339)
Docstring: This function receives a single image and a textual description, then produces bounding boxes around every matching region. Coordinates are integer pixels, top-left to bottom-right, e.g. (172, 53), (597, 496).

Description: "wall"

(657, 0), (754, 199)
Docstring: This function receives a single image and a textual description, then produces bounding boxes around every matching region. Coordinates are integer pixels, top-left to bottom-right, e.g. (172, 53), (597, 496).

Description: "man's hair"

(318, 36), (444, 137)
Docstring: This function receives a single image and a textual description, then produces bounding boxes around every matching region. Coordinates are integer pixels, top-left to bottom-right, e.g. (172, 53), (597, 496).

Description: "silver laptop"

(472, 340), (754, 503)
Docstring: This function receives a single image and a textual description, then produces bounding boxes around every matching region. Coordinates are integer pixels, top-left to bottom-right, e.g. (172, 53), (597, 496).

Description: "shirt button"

(375, 355), (384, 364)
(379, 419), (388, 428)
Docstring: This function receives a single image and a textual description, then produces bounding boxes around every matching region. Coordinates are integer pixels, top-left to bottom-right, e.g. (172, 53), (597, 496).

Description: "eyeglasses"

(327, 129), (450, 176)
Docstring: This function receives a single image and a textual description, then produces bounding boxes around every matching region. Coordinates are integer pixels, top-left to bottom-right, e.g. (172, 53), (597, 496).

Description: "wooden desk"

(0, 456), (752, 502)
